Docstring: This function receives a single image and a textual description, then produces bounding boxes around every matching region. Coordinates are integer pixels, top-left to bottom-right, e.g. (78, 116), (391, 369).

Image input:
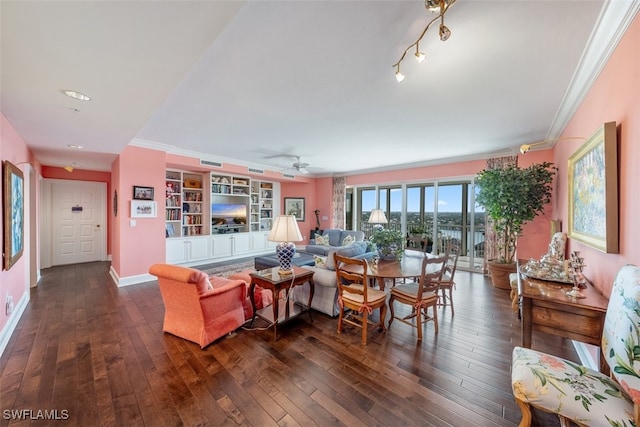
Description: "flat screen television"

(211, 203), (247, 226)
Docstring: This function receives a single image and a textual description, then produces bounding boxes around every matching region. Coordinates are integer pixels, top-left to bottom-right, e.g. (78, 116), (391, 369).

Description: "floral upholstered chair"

(511, 264), (640, 426)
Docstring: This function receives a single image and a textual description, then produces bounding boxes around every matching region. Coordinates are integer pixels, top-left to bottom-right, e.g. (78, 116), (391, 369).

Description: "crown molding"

(547, 0), (640, 139)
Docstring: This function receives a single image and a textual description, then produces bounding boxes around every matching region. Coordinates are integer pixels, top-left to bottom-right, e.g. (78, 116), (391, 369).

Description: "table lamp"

(368, 209), (388, 231)
(268, 215), (304, 275)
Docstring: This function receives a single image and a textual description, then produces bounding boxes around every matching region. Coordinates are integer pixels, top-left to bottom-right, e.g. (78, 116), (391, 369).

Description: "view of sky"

(360, 185), (485, 213)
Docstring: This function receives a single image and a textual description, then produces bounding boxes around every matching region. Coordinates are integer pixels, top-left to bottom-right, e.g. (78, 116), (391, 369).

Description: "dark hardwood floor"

(0, 261), (580, 426)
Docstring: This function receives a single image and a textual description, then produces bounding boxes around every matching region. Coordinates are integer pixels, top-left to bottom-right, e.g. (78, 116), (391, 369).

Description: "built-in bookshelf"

(259, 182), (273, 231)
(182, 173), (204, 236)
(165, 170), (206, 237)
(250, 181), (261, 232)
(165, 171), (182, 238)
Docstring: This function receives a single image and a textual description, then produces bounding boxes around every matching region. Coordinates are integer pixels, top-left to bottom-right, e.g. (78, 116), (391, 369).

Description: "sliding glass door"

(354, 179), (484, 271)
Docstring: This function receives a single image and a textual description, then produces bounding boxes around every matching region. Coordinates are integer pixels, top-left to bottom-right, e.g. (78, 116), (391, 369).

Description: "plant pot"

(487, 261), (517, 290)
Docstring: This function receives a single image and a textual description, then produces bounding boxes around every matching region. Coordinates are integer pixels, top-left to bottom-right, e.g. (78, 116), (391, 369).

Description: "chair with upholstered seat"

(435, 244), (459, 316)
(333, 253), (387, 345)
(511, 264), (640, 426)
(388, 255), (446, 341)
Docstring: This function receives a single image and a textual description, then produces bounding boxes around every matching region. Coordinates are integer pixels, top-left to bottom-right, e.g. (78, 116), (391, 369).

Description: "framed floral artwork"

(284, 197), (305, 221)
(568, 121), (618, 253)
(3, 160), (24, 270)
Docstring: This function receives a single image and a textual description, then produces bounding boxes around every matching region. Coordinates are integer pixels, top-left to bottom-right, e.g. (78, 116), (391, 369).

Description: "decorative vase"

(377, 244), (400, 261)
(487, 261), (517, 289)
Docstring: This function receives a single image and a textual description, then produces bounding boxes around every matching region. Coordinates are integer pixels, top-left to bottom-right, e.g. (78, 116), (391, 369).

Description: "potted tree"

(475, 161), (556, 289)
(370, 228), (404, 260)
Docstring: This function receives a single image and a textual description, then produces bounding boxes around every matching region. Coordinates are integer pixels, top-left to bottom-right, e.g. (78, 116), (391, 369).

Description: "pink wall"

(553, 13), (640, 296)
(280, 181), (317, 244)
(0, 114), (40, 333)
(41, 166), (112, 255)
(113, 146), (167, 278)
(314, 177), (333, 229)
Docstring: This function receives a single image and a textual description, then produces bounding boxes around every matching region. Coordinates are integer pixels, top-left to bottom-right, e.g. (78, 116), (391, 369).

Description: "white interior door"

(51, 180), (106, 265)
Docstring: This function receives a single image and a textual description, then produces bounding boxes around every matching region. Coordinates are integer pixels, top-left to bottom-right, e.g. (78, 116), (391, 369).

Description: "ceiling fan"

(291, 156), (310, 174)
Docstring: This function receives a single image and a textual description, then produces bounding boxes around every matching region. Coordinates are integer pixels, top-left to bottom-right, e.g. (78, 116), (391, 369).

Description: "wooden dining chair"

(436, 244), (459, 316)
(333, 253), (387, 345)
(406, 236), (429, 253)
(388, 255), (447, 341)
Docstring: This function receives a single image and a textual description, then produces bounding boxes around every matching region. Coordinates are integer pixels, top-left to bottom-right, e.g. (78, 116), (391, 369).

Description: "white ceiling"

(1, 1), (637, 176)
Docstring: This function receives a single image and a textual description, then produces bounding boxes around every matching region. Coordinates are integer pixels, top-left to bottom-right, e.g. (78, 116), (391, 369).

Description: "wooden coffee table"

(249, 266), (314, 340)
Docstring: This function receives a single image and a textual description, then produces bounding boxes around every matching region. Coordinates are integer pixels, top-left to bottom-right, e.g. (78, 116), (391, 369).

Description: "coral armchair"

(149, 264), (247, 348)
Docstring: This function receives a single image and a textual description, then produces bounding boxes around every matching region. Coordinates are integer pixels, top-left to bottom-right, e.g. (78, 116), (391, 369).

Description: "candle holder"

(566, 251), (586, 299)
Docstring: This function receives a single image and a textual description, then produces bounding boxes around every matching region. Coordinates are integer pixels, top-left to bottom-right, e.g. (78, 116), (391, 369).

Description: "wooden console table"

(517, 261), (609, 373)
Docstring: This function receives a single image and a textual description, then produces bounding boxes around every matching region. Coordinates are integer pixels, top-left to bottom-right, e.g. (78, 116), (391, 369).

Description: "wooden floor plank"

(0, 261), (580, 426)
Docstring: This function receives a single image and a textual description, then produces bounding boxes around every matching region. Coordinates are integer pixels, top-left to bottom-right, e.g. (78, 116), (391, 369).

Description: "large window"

(353, 180), (484, 271)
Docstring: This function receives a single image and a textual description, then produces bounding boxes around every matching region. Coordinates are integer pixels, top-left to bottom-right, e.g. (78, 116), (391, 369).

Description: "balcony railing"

(360, 222), (485, 270)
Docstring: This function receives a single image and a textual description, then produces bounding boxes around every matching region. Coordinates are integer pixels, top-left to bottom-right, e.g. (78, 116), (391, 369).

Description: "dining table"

(366, 250), (440, 291)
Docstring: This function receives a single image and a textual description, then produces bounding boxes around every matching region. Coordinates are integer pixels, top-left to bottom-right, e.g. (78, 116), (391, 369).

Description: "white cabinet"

(232, 233), (251, 255)
(166, 236), (210, 264)
(210, 234), (233, 258)
(251, 231), (277, 252)
(166, 238), (187, 264)
(211, 233), (251, 259)
(251, 232), (267, 252)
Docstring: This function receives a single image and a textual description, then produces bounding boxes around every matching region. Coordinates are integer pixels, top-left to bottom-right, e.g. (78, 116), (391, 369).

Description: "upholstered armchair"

(149, 264), (247, 348)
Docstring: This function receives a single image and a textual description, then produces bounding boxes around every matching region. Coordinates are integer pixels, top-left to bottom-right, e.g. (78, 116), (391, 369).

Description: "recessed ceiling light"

(63, 90), (91, 101)
(67, 144), (84, 149)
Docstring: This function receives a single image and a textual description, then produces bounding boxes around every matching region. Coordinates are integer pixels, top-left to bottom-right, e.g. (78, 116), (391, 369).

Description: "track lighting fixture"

(392, 0), (456, 82)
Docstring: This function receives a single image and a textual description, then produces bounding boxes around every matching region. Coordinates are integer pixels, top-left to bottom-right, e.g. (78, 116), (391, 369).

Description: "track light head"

(439, 24), (451, 41)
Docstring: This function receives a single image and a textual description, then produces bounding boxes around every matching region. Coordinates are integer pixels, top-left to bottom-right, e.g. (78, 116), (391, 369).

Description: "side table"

(517, 259), (609, 373)
(249, 266), (314, 341)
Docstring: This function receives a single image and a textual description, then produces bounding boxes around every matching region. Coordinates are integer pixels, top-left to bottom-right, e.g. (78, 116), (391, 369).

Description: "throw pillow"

(315, 233), (330, 246)
(314, 255), (327, 269)
(342, 234), (356, 246)
(325, 243), (367, 271)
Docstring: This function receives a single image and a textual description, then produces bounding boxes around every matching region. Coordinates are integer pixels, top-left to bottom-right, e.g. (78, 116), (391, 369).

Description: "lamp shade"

(268, 215), (303, 243)
(368, 209), (388, 224)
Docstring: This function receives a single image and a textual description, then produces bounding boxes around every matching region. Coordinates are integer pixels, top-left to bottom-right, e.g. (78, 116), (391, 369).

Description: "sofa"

(293, 240), (374, 316)
(306, 229), (367, 256)
(149, 264), (248, 348)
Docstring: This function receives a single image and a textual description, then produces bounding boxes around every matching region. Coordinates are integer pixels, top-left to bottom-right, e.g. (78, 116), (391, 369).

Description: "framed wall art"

(568, 121), (618, 253)
(284, 197), (305, 221)
(131, 200), (157, 218)
(3, 160), (24, 270)
(133, 185), (154, 200)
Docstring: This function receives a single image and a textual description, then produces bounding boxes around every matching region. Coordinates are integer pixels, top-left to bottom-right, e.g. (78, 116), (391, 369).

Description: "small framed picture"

(284, 197), (305, 221)
(133, 186), (154, 200)
(131, 200), (157, 218)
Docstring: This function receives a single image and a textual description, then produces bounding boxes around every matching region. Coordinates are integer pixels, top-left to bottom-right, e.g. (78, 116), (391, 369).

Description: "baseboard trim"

(109, 266), (156, 287)
(0, 292), (29, 358)
(573, 340), (599, 371)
